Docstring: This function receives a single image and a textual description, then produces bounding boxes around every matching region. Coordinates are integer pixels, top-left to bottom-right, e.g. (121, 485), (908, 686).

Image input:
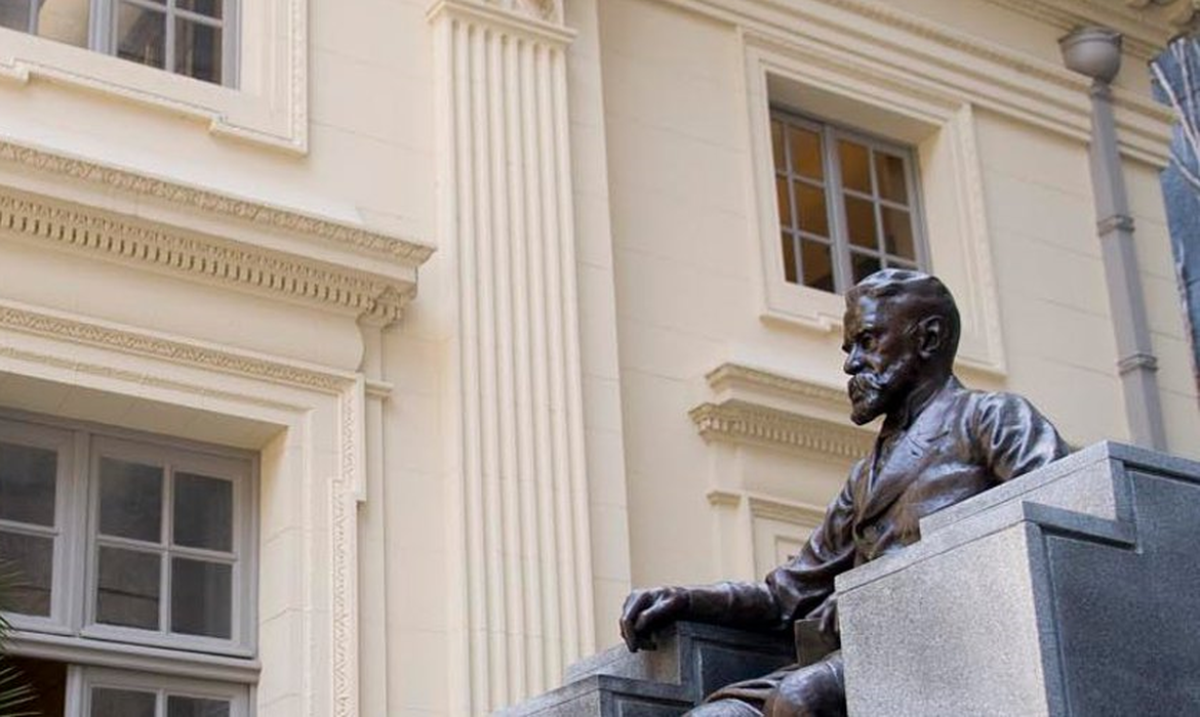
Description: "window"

(0, 413), (256, 716)
(0, 0), (236, 85)
(770, 108), (927, 294)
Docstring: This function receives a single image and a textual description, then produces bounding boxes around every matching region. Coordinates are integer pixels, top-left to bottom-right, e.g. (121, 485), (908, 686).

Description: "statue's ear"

(917, 315), (945, 360)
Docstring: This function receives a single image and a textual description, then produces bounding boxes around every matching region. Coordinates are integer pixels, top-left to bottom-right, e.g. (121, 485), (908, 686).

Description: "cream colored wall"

(596, 0), (1200, 605)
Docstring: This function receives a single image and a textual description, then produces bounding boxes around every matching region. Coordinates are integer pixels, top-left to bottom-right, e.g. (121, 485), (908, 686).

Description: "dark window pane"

(171, 558), (231, 638)
(175, 18), (222, 84)
(0, 0), (33, 33)
(775, 176), (792, 228)
(875, 152), (909, 205)
(844, 195), (877, 250)
(174, 473), (233, 552)
(788, 126), (823, 180)
(99, 457), (163, 543)
(0, 441), (57, 527)
(0, 531), (53, 616)
(800, 240), (834, 293)
(96, 547), (160, 630)
(92, 687), (156, 717)
(116, 2), (166, 70)
(852, 252), (882, 284)
(168, 695), (231, 717)
(838, 140), (871, 193)
(178, 0), (221, 18)
(770, 120), (785, 171)
(881, 206), (916, 259)
(795, 183), (829, 237)
(7, 657), (67, 717)
(781, 233), (797, 284)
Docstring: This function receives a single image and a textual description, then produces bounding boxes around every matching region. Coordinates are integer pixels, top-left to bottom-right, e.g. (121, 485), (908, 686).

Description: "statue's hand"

(619, 586), (691, 653)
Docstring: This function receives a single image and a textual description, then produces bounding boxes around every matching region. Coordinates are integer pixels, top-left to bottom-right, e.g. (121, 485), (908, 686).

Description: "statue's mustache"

(848, 374), (881, 401)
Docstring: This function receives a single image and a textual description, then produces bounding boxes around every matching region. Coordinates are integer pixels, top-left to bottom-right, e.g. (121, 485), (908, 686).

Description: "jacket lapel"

(857, 378), (960, 523)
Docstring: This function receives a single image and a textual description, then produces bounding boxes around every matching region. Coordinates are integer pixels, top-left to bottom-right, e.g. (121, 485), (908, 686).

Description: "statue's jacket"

(705, 375), (1069, 640)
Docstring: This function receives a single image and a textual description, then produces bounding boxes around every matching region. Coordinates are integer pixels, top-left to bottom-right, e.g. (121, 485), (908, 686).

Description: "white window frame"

(67, 665), (251, 717)
(770, 107), (930, 294)
(0, 409), (258, 707)
(0, 0), (307, 152)
(92, 0), (240, 87)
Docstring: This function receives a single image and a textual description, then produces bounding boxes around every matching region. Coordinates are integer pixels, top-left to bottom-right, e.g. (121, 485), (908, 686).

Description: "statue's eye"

(860, 334), (876, 351)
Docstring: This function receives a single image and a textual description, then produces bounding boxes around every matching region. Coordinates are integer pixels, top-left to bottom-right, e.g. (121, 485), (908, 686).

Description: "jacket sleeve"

(974, 392), (1070, 482)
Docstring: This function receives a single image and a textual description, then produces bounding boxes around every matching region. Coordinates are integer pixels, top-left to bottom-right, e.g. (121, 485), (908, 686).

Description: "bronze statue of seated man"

(619, 270), (1068, 717)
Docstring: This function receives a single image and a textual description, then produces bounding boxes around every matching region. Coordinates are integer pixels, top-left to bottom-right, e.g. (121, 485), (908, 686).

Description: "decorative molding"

(0, 188), (422, 323)
(705, 363), (847, 407)
(0, 0), (309, 153)
(983, 0), (1198, 58)
(331, 380), (364, 717)
(706, 489), (828, 526)
(663, 0), (1174, 165)
(0, 140), (433, 265)
(690, 399), (874, 459)
(427, 0), (576, 45)
(0, 300), (355, 393)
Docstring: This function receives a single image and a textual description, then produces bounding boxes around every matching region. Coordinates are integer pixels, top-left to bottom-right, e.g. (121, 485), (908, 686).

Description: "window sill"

(7, 630), (260, 684)
(0, 0), (307, 154)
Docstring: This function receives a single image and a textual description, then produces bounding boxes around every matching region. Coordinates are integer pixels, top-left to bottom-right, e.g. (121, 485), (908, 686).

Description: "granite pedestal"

(837, 441), (1200, 716)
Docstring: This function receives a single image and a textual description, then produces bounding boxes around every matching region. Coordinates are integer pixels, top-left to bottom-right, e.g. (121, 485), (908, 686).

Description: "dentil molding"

(0, 140), (434, 324)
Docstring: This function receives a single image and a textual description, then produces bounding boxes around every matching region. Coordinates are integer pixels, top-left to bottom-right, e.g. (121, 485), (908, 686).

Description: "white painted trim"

(741, 31), (1009, 374)
(0, 0), (308, 153)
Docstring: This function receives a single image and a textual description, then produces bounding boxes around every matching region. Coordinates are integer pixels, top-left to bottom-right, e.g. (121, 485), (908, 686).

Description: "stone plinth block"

(837, 442), (1200, 716)
(495, 622), (795, 717)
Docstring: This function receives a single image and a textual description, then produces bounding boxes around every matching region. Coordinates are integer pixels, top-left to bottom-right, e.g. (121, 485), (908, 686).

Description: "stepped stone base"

(838, 442), (1200, 716)
(495, 623), (797, 717)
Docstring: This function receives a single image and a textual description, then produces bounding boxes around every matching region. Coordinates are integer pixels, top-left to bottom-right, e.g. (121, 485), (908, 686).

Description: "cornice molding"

(706, 363), (848, 407)
(0, 140), (433, 266)
(983, 0), (1197, 57)
(661, 0), (1174, 165)
(690, 399), (873, 459)
(708, 489), (827, 526)
(0, 187), (420, 323)
(0, 300), (355, 393)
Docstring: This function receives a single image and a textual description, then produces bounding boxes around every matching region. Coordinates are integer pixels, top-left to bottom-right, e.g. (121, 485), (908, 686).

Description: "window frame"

(91, 0), (240, 88)
(68, 664), (252, 717)
(0, 409), (259, 662)
(770, 106), (930, 295)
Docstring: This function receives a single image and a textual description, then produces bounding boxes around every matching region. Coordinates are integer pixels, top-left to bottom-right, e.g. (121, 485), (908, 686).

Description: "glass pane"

(36, 0), (90, 47)
(174, 473), (233, 552)
(775, 177), (791, 228)
(881, 206), (916, 259)
(0, 531), (53, 616)
(178, 0), (221, 18)
(96, 547), (160, 630)
(780, 233), (797, 284)
(0, 0), (33, 33)
(770, 120), (785, 171)
(838, 140), (871, 193)
(171, 558), (231, 638)
(92, 687), (156, 717)
(99, 457), (163, 543)
(168, 695), (231, 717)
(795, 184), (829, 237)
(874, 152), (909, 205)
(852, 252), (882, 284)
(800, 240), (834, 293)
(844, 195), (877, 250)
(788, 126), (823, 180)
(116, 2), (166, 70)
(0, 441), (57, 527)
(175, 18), (222, 84)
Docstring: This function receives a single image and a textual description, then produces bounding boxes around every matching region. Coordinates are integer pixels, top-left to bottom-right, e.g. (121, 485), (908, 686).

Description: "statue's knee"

(686, 699), (760, 717)
(763, 662), (846, 717)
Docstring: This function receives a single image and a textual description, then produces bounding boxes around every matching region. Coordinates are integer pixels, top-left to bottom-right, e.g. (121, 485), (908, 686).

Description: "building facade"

(0, 0), (1195, 716)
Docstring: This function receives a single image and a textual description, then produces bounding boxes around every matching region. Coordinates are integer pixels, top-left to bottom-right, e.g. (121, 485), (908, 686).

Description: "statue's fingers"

(632, 596), (678, 636)
(620, 591), (654, 651)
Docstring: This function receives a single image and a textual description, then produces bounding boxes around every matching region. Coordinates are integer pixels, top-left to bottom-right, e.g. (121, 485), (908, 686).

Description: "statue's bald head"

(846, 269), (961, 369)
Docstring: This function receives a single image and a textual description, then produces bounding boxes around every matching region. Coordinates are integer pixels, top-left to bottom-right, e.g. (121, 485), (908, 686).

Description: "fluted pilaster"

(429, 2), (593, 713)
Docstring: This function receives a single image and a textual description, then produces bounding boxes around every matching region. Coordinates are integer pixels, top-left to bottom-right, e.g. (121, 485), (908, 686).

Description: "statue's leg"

(762, 652), (845, 717)
(685, 698), (762, 717)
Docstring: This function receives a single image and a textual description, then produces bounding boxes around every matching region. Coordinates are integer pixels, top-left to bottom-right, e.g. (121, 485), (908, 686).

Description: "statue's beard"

(847, 363), (914, 425)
